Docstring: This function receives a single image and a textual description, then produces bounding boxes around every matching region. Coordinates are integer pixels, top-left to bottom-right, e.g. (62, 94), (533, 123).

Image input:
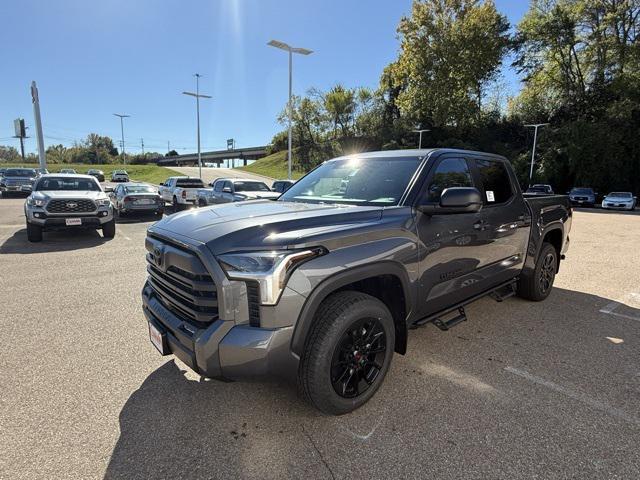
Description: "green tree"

(387, 0), (510, 127)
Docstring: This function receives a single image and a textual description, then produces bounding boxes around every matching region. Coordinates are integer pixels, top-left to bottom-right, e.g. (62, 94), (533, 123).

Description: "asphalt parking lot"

(1, 198), (639, 480)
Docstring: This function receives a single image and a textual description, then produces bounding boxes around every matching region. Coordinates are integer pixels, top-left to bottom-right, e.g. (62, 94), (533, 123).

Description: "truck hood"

(32, 190), (108, 200)
(151, 200), (384, 253)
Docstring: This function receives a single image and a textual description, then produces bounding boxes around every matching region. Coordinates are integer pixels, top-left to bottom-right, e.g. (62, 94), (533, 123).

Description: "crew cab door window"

(423, 158), (474, 203)
(214, 180), (223, 192)
(474, 159), (513, 205)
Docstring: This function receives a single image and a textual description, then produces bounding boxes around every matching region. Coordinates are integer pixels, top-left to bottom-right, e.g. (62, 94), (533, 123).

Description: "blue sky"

(0, 0), (529, 155)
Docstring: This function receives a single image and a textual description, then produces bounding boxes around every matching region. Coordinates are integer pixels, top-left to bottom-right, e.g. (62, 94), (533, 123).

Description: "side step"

(489, 282), (517, 303)
(432, 307), (467, 331)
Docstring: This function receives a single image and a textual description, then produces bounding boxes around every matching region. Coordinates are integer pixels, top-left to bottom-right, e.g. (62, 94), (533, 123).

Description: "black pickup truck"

(142, 149), (571, 414)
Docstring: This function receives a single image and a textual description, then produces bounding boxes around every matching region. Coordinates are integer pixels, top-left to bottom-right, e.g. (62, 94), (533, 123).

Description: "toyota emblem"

(66, 202), (78, 209)
(153, 247), (163, 267)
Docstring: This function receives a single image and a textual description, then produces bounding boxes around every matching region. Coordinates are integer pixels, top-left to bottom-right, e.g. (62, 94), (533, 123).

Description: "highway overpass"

(156, 146), (268, 167)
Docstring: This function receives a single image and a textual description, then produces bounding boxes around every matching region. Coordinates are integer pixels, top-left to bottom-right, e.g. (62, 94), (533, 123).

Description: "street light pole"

(268, 39), (313, 180)
(524, 123), (549, 185)
(183, 73), (211, 180)
(113, 113), (130, 164)
(413, 129), (430, 149)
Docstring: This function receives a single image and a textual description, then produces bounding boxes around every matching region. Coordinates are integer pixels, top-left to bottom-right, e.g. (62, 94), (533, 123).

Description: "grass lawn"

(0, 163), (181, 185)
(235, 150), (307, 180)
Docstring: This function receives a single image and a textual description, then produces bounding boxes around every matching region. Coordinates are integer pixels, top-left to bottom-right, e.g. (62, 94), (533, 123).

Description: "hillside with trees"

(268, 0), (640, 194)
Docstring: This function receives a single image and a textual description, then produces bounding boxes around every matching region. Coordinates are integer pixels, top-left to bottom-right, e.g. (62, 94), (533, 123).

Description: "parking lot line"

(599, 292), (640, 322)
(504, 366), (640, 426)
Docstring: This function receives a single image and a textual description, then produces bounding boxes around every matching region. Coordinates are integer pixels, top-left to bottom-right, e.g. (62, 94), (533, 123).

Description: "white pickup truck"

(158, 176), (205, 210)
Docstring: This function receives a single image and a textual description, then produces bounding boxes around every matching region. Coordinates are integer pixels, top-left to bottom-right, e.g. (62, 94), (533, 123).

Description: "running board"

(489, 282), (517, 302)
(432, 307), (467, 331)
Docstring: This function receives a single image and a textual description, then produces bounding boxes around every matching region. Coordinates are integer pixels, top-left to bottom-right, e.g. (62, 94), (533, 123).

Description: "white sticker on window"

(486, 190), (495, 202)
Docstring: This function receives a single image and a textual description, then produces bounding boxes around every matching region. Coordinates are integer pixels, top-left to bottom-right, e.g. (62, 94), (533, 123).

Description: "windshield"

(36, 177), (101, 191)
(176, 179), (204, 188)
(235, 181), (270, 192)
(571, 188), (594, 195)
(608, 192), (631, 198)
(114, 170), (127, 174)
(124, 185), (156, 194)
(279, 156), (422, 206)
(527, 187), (546, 193)
(4, 169), (36, 177)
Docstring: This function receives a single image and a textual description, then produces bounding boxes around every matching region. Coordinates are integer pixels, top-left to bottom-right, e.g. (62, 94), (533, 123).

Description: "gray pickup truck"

(24, 174), (115, 242)
(142, 149), (571, 414)
(0, 167), (37, 196)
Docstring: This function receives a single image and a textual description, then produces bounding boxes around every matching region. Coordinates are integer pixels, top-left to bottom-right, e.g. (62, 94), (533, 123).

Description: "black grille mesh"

(47, 199), (96, 213)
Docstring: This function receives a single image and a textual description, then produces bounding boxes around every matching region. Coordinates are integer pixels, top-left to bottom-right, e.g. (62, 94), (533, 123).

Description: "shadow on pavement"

(104, 287), (640, 479)
(0, 228), (110, 254)
(574, 206), (640, 216)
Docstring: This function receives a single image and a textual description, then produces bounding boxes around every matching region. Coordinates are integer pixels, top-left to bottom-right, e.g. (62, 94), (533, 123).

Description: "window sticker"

(486, 190), (495, 202)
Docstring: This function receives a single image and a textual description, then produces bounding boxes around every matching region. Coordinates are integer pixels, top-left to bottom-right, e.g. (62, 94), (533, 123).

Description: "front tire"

(26, 222), (43, 242)
(102, 219), (116, 239)
(517, 242), (557, 301)
(299, 291), (395, 415)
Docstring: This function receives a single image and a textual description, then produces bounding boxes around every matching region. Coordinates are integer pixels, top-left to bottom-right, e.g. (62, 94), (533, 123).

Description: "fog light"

(102, 211), (108, 217)
(34, 212), (42, 218)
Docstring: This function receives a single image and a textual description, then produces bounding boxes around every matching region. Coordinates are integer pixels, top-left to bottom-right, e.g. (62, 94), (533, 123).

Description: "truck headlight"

(96, 198), (111, 207)
(217, 247), (327, 305)
(28, 198), (46, 207)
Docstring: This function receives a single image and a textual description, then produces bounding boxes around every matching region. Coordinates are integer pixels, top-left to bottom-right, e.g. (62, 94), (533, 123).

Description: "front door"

(415, 156), (487, 318)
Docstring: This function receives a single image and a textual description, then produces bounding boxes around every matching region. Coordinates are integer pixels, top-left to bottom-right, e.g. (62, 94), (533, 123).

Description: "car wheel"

(198, 199), (206, 207)
(173, 196), (182, 212)
(26, 222), (43, 242)
(102, 219), (116, 239)
(299, 291), (395, 415)
(517, 242), (557, 301)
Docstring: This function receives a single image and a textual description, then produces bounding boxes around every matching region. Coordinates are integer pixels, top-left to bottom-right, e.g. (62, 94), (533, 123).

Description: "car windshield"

(124, 185), (156, 194)
(571, 188), (593, 194)
(279, 156), (422, 206)
(36, 177), (101, 191)
(114, 171), (127, 174)
(234, 181), (270, 192)
(176, 179), (204, 188)
(527, 187), (546, 193)
(608, 192), (631, 198)
(4, 169), (36, 177)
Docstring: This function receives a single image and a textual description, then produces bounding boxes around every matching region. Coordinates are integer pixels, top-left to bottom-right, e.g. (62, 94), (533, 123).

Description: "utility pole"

(524, 123), (549, 185)
(30, 82), (47, 169)
(182, 73), (211, 180)
(268, 40), (313, 180)
(113, 113), (130, 164)
(167, 141), (170, 154)
(413, 128), (430, 149)
(141, 138), (145, 155)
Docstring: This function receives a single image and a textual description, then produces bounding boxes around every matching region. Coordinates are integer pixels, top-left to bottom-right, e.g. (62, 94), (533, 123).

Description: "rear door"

(222, 181), (234, 202)
(467, 155), (530, 287)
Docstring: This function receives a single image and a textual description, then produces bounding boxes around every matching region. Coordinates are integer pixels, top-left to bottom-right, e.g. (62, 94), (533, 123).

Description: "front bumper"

(602, 202), (633, 210)
(142, 282), (298, 381)
(26, 208), (113, 227)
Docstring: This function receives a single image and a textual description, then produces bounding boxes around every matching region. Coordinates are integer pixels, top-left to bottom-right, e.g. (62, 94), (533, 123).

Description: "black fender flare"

(524, 223), (564, 275)
(290, 261), (413, 357)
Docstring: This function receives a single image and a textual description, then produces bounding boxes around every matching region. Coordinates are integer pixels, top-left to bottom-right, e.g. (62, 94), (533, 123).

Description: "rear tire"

(299, 291), (395, 415)
(518, 242), (557, 301)
(102, 219), (116, 239)
(26, 222), (43, 242)
(173, 196), (182, 212)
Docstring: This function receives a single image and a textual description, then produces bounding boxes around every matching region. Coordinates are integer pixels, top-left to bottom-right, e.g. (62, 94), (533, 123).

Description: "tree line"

(271, 0), (640, 194)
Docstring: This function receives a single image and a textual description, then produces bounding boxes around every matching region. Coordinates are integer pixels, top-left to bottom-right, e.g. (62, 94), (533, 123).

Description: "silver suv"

(24, 174), (115, 242)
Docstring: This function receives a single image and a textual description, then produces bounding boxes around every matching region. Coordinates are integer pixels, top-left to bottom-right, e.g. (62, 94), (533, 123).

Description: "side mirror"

(159, 182), (164, 186)
(222, 187), (232, 193)
(418, 187), (483, 215)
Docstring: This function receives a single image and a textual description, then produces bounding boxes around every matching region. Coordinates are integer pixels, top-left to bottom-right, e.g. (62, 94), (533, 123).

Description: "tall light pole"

(268, 39), (313, 180)
(524, 123), (549, 185)
(113, 113), (130, 164)
(183, 73), (211, 179)
(413, 128), (430, 149)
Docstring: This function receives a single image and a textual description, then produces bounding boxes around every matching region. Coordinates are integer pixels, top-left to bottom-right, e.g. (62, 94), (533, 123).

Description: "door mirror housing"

(418, 187), (483, 215)
(159, 182), (164, 186)
(222, 187), (232, 193)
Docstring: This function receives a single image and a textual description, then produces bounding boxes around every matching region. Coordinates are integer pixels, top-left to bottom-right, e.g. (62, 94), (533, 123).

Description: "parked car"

(568, 187), (597, 207)
(272, 179), (295, 193)
(109, 183), (164, 217)
(24, 174), (115, 242)
(601, 191), (637, 210)
(525, 184), (554, 195)
(197, 178), (280, 206)
(142, 148), (572, 415)
(158, 176), (205, 210)
(87, 169), (105, 182)
(0, 168), (37, 196)
(59, 168), (77, 174)
(111, 170), (129, 182)
(36, 168), (49, 176)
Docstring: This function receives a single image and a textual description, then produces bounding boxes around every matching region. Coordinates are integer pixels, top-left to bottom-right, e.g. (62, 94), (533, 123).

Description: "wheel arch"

(291, 261), (413, 358)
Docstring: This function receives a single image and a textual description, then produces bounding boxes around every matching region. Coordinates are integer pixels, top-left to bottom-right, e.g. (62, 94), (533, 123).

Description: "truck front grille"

(47, 199), (96, 213)
(145, 236), (218, 324)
